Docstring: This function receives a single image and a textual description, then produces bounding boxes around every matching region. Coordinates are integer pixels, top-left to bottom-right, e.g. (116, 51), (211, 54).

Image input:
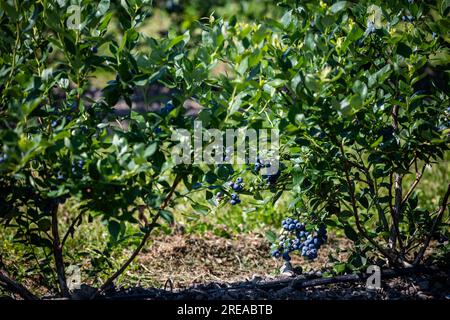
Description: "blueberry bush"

(0, 0), (449, 299)
(241, 0), (450, 269)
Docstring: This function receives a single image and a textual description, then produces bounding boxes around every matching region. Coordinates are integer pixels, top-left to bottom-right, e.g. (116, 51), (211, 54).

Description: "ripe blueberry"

(154, 127), (162, 134)
(232, 183), (243, 191)
(271, 249), (281, 258)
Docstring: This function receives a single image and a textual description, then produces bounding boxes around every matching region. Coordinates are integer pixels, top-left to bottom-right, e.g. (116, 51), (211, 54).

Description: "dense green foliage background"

(0, 0), (449, 298)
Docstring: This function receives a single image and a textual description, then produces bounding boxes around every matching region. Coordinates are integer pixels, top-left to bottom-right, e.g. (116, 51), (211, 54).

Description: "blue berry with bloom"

(230, 198), (241, 205)
(160, 101), (175, 115)
(72, 160), (85, 174)
(230, 193), (241, 205)
(57, 171), (64, 180)
(271, 249), (281, 258)
(232, 183), (243, 191)
(154, 127), (162, 134)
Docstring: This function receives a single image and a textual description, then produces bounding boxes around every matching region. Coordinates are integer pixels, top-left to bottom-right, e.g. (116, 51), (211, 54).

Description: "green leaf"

(371, 136), (383, 148)
(267, 79), (287, 88)
(352, 80), (368, 100)
(344, 225), (359, 242)
(96, 0), (110, 17)
(396, 42), (412, 58)
(108, 220), (120, 242)
(305, 74), (320, 92)
(237, 56), (249, 75)
(192, 203), (209, 215)
(159, 210), (173, 224)
(229, 91), (245, 115)
(144, 143), (157, 158)
(167, 31), (190, 49)
(330, 1), (348, 13)
(280, 10), (292, 28)
(357, 194), (369, 209)
(333, 262), (347, 274)
(98, 12), (113, 32)
(37, 219), (51, 232)
(265, 230), (277, 243)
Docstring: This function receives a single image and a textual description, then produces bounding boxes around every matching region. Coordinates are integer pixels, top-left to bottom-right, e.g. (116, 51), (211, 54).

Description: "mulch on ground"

(103, 232), (449, 300)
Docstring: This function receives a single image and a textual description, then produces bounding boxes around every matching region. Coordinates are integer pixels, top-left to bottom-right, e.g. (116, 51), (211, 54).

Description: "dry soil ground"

(94, 232), (449, 300)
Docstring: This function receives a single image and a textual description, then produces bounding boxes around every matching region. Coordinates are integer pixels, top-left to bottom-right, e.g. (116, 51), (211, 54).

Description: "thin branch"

(61, 211), (83, 247)
(389, 172), (404, 249)
(389, 105), (404, 251)
(338, 143), (394, 262)
(413, 183), (450, 265)
(403, 207), (441, 255)
(51, 203), (70, 298)
(349, 159), (389, 232)
(346, 158), (369, 174)
(391, 105), (399, 131)
(401, 162), (426, 209)
(0, 268), (38, 300)
(92, 175), (183, 298)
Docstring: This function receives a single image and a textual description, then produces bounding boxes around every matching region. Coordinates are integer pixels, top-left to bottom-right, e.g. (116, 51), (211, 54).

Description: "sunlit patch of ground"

(131, 231), (351, 289)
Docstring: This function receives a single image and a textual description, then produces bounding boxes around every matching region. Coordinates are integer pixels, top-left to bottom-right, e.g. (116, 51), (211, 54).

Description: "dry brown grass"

(132, 231), (353, 289)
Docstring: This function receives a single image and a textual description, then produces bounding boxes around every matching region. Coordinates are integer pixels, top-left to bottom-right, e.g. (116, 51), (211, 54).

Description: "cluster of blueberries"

(262, 170), (280, 185)
(229, 193), (241, 205)
(253, 157), (271, 172)
(228, 177), (243, 192)
(71, 160), (85, 175)
(271, 218), (327, 261)
(160, 102), (175, 115)
(253, 157), (282, 185)
(216, 177), (244, 205)
(228, 177), (243, 205)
